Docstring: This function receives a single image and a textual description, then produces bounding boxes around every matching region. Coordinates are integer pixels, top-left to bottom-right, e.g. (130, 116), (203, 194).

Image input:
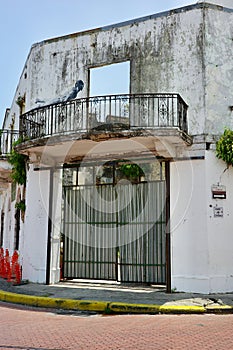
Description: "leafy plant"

(7, 138), (27, 185)
(15, 200), (26, 212)
(16, 95), (25, 108)
(120, 162), (145, 180)
(216, 128), (233, 167)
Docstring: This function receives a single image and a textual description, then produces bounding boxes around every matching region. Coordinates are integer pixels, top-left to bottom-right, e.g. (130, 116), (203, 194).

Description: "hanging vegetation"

(15, 200), (26, 212)
(15, 199), (26, 222)
(216, 128), (233, 167)
(7, 138), (27, 185)
(16, 95), (25, 109)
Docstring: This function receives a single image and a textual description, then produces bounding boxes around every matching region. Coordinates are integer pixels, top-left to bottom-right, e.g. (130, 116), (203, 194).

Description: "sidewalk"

(1, 277), (233, 314)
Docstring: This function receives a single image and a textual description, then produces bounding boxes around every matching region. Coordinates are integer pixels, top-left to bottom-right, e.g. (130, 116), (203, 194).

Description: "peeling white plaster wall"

(19, 5), (231, 137)
(5, 4), (232, 138)
(204, 8), (233, 133)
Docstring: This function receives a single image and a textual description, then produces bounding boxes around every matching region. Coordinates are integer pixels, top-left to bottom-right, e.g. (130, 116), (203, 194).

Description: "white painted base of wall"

(172, 275), (233, 294)
(171, 151), (233, 294)
(209, 276), (233, 294)
(21, 165), (50, 284)
(172, 276), (210, 294)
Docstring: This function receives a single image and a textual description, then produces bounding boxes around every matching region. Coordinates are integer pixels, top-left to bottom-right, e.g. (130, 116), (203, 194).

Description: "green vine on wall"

(216, 128), (233, 167)
(16, 95), (25, 109)
(15, 200), (26, 212)
(7, 138), (27, 185)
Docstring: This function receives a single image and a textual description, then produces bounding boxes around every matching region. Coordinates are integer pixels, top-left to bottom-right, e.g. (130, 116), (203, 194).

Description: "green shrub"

(7, 138), (27, 185)
(216, 128), (233, 167)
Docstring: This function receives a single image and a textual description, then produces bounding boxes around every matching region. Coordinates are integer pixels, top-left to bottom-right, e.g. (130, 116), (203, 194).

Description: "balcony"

(0, 130), (20, 190)
(18, 94), (191, 162)
(0, 130), (19, 157)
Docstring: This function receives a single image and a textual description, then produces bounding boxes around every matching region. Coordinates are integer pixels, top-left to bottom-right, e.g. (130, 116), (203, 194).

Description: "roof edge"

(30, 2), (232, 48)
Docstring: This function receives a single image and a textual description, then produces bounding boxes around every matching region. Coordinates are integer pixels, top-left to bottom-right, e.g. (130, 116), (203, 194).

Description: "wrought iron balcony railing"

(0, 130), (20, 157)
(20, 93), (188, 140)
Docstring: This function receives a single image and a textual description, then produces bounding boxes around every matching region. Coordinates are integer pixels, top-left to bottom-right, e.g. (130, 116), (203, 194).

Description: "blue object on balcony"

(65, 80), (84, 101)
(35, 80), (84, 106)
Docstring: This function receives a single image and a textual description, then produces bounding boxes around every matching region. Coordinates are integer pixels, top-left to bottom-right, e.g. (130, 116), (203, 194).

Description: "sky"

(0, 0), (197, 125)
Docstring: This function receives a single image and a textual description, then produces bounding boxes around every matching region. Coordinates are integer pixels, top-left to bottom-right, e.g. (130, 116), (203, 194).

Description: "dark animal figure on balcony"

(64, 80), (84, 101)
(35, 80), (84, 106)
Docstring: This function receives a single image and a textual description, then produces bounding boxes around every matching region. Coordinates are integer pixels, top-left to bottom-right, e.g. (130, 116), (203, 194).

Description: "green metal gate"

(62, 164), (167, 284)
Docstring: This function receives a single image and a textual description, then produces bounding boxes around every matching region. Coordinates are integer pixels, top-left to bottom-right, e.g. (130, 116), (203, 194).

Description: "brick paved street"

(0, 303), (233, 350)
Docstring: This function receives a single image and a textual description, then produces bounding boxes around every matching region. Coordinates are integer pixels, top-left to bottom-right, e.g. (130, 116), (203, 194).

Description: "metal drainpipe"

(165, 162), (171, 293)
(46, 168), (54, 285)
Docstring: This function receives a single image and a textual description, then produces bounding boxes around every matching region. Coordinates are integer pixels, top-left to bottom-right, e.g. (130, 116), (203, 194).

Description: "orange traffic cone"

(14, 262), (21, 285)
(6, 261), (12, 282)
(5, 249), (9, 259)
(11, 251), (18, 280)
(2, 259), (8, 279)
(12, 251), (19, 265)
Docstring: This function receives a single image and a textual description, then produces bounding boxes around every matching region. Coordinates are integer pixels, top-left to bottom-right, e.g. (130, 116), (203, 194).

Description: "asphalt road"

(0, 303), (233, 350)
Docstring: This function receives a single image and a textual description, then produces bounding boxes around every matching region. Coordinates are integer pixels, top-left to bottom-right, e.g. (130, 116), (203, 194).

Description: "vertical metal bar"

(109, 95), (112, 120)
(165, 162), (171, 293)
(177, 95), (182, 129)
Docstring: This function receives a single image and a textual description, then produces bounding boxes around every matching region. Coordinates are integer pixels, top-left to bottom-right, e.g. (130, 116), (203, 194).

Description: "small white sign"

(213, 206), (223, 218)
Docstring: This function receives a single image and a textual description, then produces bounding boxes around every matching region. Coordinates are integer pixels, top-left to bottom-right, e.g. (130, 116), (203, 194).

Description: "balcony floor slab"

(17, 128), (192, 165)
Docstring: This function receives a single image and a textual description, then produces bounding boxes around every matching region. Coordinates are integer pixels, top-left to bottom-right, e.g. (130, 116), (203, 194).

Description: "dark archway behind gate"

(62, 161), (167, 285)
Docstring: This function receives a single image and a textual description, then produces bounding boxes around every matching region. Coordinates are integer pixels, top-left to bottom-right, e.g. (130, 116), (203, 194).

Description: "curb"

(108, 302), (205, 314)
(0, 290), (232, 314)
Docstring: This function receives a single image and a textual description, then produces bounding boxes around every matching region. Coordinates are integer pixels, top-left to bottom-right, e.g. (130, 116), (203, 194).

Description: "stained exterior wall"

(14, 3), (232, 137)
(204, 7), (233, 134)
(1, 2), (233, 290)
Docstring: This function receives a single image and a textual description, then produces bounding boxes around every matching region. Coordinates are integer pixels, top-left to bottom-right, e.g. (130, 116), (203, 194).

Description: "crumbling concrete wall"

(15, 3), (231, 137)
(204, 7), (233, 134)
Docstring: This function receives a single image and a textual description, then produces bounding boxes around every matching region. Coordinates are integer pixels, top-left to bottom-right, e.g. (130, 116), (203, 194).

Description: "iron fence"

(20, 93), (188, 140)
(0, 130), (20, 157)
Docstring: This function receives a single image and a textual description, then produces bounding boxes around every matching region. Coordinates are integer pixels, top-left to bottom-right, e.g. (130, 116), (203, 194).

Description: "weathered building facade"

(0, 1), (233, 293)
